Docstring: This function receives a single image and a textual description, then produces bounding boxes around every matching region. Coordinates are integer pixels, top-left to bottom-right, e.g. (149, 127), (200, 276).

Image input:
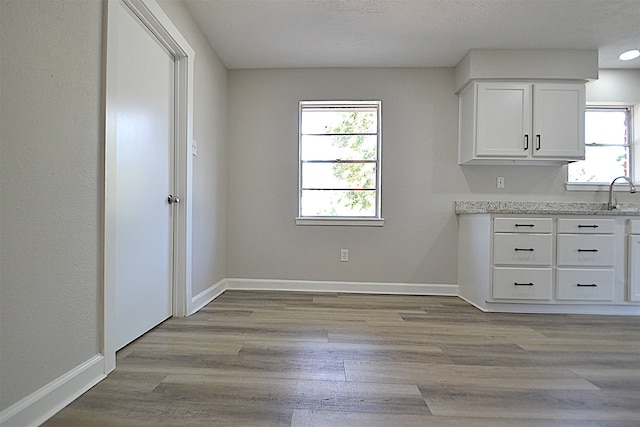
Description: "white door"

(114, 1), (175, 350)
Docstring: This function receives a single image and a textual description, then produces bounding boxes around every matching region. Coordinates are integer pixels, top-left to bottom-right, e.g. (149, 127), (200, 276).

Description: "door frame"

(103, 0), (195, 373)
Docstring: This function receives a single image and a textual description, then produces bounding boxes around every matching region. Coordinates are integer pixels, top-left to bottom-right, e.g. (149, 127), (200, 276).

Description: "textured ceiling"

(181, 0), (640, 70)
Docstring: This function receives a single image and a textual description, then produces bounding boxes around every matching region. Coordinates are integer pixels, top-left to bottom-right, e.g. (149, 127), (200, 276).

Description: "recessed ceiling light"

(619, 49), (640, 61)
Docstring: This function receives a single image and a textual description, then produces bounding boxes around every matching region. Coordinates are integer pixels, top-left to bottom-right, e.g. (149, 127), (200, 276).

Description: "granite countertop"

(455, 201), (640, 216)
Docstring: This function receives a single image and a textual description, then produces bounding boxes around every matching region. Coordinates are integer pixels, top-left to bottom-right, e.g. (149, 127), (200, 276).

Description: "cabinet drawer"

(557, 218), (615, 234)
(628, 219), (640, 234)
(556, 269), (614, 301)
(493, 234), (553, 265)
(494, 217), (553, 233)
(556, 235), (614, 266)
(493, 268), (552, 300)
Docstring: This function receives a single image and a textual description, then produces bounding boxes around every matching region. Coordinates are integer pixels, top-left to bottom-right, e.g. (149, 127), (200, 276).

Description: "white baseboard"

(224, 278), (459, 296)
(187, 278), (459, 316)
(0, 354), (105, 427)
(189, 279), (227, 315)
(458, 295), (640, 316)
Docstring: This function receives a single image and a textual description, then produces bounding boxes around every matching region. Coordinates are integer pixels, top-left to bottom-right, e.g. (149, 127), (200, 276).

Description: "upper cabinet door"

(532, 83), (585, 159)
(475, 82), (531, 158)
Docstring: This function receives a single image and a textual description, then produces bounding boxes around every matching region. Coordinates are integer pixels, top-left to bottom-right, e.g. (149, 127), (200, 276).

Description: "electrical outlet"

(340, 249), (349, 262)
(497, 176), (505, 189)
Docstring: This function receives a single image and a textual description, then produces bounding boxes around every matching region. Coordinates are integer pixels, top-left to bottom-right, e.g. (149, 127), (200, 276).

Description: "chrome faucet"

(608, 176), (637, 210)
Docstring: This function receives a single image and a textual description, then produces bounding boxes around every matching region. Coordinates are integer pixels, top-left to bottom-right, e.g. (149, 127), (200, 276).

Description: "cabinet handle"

(514, 282), (534, 286)
(577, 283), (597, 287)
(524, 135), (529, 150)
(578, 225), (599, 228)
(577, 249), (598, 252)
(515, 224), (535, 228)
(514, 248), (535, 252)
(536, 134), (541, 150)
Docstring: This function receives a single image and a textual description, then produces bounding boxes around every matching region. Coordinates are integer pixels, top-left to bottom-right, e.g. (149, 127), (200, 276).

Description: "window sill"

(565, 183), (610, 192)
(295, 217), (384, 227)
(566, 183), (634, 192)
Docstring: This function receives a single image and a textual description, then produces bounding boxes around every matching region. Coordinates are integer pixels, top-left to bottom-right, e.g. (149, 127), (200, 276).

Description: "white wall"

(0, 0), (103, 411)
(586, 69), (640, 104)
(227, 68), (640, 286)
(0, 0), (227, 413)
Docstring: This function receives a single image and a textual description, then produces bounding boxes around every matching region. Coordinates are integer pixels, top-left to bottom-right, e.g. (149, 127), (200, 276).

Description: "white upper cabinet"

(458, 81), (585, 164)
(532, 83), (585, 159)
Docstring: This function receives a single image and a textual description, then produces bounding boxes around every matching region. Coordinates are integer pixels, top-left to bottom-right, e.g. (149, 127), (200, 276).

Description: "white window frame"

(566, 104), (639, 192)
(296, 100), (384, 226)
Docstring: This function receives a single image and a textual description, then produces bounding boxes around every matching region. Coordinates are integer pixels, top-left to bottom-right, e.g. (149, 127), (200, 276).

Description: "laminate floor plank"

(420, 385), (640, 421)
(238, 340), (450, 364)
(509, 336), (640, 353)
(44, 290), (640, 426)
(251, 307), (408, 322)
(157, 375), (429, 415)
(345, 361), (600, 390)
(116, 352), (346, 382)
(569, 368), (640, 392)
(439, 343), (548, 367)
(291, 410), (602, 427)
(328, 330), (518, 347)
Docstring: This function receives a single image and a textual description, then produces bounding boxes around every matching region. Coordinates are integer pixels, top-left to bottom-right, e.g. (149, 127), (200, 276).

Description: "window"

(568, 106), (633, 185)
(297, 101), (383, 226)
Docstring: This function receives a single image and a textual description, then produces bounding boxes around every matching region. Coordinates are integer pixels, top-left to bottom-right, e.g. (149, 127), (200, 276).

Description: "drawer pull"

(577, 249), (599, 253)
(578, 225), (599, 228)
(514, 224), (535, 228)
(514, 282), (534, 286)
(514, 248), (535, 252)
(577, 283), (598, 287)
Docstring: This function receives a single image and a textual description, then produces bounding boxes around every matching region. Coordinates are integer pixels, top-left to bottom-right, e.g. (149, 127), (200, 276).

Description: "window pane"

(568, 145), (629, 183)
(299, 101), (381, 219)
(301, 190), (376, 217)
(302, 162), (376, 189)
(585, 110), (628, 146)
(301, 110), (377, 134)
(301, 135), (377, 161)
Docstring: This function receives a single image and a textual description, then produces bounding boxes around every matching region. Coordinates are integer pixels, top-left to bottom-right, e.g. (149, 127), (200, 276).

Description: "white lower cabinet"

(556, 235), (615, 266)
(629, 222), (640, 302)
(491, 217), (619, 303)
(493, 267), (552, 300)
(556, 268), (614, 301)
(458, 213), (640, 313)
(493, 234), (553, 266)
(555, 218), (614, 302)
(492, 217), (553, 301)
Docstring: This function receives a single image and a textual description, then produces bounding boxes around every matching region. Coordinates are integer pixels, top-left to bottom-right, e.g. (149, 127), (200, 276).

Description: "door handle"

(167, 195), (180, 205)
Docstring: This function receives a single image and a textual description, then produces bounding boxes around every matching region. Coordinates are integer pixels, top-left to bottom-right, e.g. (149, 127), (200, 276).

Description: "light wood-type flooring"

(45, 290), (640, 426)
